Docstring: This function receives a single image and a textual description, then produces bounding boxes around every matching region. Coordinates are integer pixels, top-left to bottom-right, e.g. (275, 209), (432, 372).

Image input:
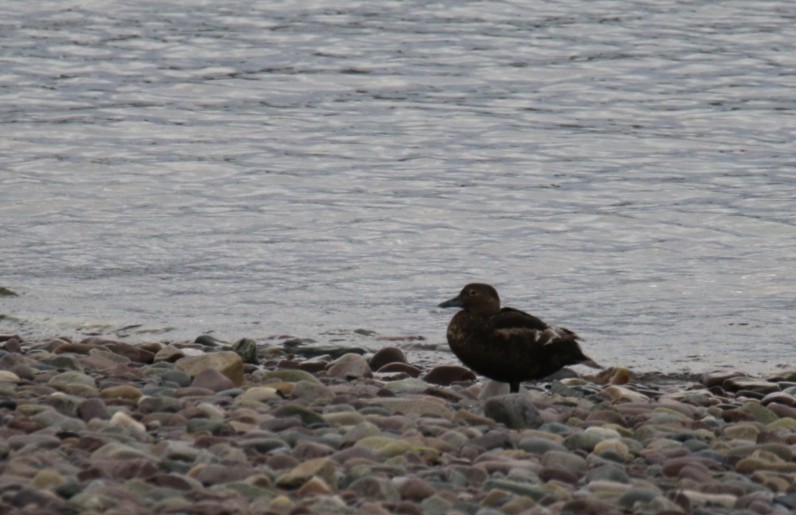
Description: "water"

(2, 0), (795, 374)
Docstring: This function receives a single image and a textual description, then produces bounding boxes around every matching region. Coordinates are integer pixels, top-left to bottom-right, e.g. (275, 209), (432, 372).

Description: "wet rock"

(369, 347), (406, 370)
(103, 342), (154, 364)
(190, 368), (235, 392)
(422, 365), (476, 386)
(154, 344), (185, 362)
(194, 334), (226, 347)
(100, 384), (142, 401)
(483, 394), (543, 429)
(232, 338), (258, 364)
(326, 353), (372, 379)
(175, 351), (244, 386)
(724, 377), (780, 394)
(376, 363), (423, 377)
(701, 371), (744, 388)
(761, 391), (796, 407)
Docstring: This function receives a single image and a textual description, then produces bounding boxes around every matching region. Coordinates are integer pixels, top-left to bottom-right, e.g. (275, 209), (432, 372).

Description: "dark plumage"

(438, 283), (600, 393)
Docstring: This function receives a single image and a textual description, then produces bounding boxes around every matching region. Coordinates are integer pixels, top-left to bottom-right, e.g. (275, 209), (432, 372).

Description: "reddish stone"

(539, 466), (579, 484)
(369, 347), (407, 371)
(77, 398), (110, 422)
(148, 473), (195, 490)
(422, 365), (476, 386)
(103, 342), (154, 364)
(398, 476), (435, 501)
(190, 368), (235, 392)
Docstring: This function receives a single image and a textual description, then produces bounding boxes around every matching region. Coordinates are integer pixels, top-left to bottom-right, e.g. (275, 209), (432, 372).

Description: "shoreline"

(1, 334), (795, 513)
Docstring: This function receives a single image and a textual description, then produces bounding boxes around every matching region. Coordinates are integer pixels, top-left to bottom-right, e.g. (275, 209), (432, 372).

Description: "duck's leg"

(509, 381), (519, 393)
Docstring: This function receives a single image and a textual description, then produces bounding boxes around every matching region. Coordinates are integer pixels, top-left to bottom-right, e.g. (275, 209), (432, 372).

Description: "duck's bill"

(438, 295), (464, 308)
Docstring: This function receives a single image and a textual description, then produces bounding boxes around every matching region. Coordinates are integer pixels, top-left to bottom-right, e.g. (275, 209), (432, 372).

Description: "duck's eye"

(467, 289), (478, 296)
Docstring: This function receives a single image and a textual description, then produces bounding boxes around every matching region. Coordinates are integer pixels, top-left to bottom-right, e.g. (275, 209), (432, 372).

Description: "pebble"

(422, 365), (476, 386)
(483, 393), (543, 429)
(369, 347), (406, 370)
(1, 335), (795, 515)
(175, 351), (245, 386)
(190, 368), (236, 392)
(231, 337), (258, 364)
(326, 353), (372, 379)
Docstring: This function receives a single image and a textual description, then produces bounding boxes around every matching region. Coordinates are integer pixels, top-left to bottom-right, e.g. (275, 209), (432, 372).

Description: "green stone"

(741, 401), (779, 424)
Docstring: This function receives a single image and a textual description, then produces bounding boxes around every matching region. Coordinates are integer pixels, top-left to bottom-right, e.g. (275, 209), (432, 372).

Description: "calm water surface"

(2, 1), (795, 374)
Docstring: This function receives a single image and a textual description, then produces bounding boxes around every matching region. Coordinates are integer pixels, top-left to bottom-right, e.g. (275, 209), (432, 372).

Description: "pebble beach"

(1, 333), (795, 514)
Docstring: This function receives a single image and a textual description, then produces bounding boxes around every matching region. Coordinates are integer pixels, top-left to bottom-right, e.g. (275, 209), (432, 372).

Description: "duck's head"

(438, 283), (501, 316)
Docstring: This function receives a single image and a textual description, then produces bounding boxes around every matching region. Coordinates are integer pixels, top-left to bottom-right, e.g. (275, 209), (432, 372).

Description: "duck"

(438, 283), (600, 393)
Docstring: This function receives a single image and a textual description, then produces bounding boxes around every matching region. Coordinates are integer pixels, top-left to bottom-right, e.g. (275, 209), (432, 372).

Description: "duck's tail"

(578, 356), (602, 369)
(554, 339), (602, 370)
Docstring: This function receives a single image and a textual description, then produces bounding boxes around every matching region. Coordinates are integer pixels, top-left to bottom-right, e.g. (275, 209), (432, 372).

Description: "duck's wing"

(493, 308), (598, 376)
(492, 307), (579, 345)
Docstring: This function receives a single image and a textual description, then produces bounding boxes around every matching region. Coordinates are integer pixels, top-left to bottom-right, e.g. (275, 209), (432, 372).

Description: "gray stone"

(273, 403), (328, 427)
(541, 450), (587, 476)
(586, 463), (631, 483)
(347, 476), (399, 501)
(483, 394), (543, 429)
(518, 436), (568, 455)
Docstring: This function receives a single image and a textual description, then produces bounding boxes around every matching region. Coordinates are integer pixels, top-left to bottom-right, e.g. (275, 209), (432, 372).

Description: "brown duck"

(439, 283), (600, 393)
